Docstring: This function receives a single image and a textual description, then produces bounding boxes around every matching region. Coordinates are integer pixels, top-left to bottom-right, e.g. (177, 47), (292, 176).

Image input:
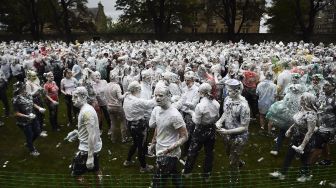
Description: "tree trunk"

(60, 0), (73, 44)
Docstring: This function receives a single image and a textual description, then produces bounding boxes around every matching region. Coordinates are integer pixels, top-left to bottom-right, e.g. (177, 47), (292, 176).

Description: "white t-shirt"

(77, 103), (102, 153)
(61, 77), (78, 95)
(149, 106), (186, 158)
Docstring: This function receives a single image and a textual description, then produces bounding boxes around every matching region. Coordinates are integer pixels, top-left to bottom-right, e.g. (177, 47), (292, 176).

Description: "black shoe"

(318, 159), (332, 166)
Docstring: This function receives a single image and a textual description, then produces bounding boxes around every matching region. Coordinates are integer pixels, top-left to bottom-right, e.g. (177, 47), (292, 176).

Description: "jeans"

(152, 156), (182, 188)
(127, 120), (147, 168)
(184, 124), (216, 177)
(0, 85), (9, 117)
(107, 105), (127, 141)
(47, 102), (59, 131)
(65, 94), (78, 126)
(273, 128), (287, 152)
(99, 105), (111, 130)
(181, 113), (195, 158)
(18, 119), (41, 152)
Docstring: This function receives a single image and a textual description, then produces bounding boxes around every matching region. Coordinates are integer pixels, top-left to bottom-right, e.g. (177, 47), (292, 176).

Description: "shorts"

(71, 151), (100, 176)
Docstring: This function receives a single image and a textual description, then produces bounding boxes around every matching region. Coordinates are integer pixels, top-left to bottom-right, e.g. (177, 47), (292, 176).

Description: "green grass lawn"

(0, 81), (335, 187)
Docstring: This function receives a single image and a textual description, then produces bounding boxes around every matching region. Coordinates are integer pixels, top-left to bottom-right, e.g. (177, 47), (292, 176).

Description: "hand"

(215, 121), (223, 129)
(291, 145), (304, 154)
(217, 128), (228, 135)
(148, 144), (155, 156)
(39, 107), (46, 113)
(64, 129), (78, 142)
(28, 113), (36, 120)
(285, 130), (291, 137)
(53, 101), (59, 105)
(184, 102), (193, 108)
(86, 156), (94, 169)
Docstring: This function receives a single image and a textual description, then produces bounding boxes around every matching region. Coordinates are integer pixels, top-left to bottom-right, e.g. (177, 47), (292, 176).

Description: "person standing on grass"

(60, 68), (79, 127)
(43, 72), (60, 131)
(70, 86), (103, 185)
(256, 71), (277, 135)
(0, 65), (9, 126)
(13, 81), (45, 156)
(149, 84), (188, 188)
(183, 83), (220, 182)
(216, 78), (250, 184)
(122, 81), (156, 173)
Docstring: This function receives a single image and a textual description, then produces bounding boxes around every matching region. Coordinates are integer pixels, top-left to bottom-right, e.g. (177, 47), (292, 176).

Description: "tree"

(266, 0), (335, 41)
(207, 0), (265, 40)
(265, 0), (298, 34)
(115, 0), (196, 37)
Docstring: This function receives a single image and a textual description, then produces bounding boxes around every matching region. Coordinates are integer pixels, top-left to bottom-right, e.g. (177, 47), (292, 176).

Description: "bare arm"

(164, 126), (188, 154)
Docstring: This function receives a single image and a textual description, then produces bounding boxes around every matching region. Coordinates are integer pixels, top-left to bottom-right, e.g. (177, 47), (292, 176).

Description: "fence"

(0, 166), (335, 187)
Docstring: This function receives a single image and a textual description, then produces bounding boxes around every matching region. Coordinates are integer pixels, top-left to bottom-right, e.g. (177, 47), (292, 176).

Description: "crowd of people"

(0, 40), (335, 186)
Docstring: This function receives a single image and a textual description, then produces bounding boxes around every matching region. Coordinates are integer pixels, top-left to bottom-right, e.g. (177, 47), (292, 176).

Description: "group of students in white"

(0, 39), (335, 186)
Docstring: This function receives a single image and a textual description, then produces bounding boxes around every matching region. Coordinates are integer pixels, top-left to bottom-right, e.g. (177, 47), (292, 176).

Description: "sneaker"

(0, 121), (4, 126)
(40, 131), (48, 137)
(140, 164), (154, 173)
(30, 150), (40, 157)
(121, 138), (128, 143)
(270, 150), (278, 156)
(269, 171), (285, 180)
(296, 174), (312, 183)
(123, 160), (133, 167)
(330, 182), (336, 187)
(318, 159), (332, 166)
(182, 169), (192, 178)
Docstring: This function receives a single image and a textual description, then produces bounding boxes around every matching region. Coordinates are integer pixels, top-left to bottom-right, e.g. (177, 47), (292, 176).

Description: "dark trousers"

(184, 125), (216, 177)
(181, 113), (195, 158)
(127, 120), (147, 168)
(152, 156), (182, 188)
(281, 136), (310, 175)
(99, 105), (111, 129)
(65, 95), (78, 126)
(242, 88), (258, 118)
(47, 102), (59, 131)
(19, 120), (41, 152)
(0, 85), (9, 117)
(273, 128), (287, 152)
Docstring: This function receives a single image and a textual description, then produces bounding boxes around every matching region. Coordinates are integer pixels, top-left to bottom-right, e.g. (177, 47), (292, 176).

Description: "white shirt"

(193, 97), (220, 125)
(77, 103), (102, 153)
(178, 84), (200, 112)
(104, 82), (123, 106)
(123, 94), (156, 121)
(61, 77), (78, 95)
(149, 106), (186, 158)
(277, 70), (291, 96)
(92, 80), (108, 106)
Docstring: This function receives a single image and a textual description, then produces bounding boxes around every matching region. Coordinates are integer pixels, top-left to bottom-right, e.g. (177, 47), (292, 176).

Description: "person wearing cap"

(309, 78), (336, 166)
(149, 84), (188, 188)
(43, 72), (60, 131)
(256, 71), (277, 135)
(13, 81), (45, 156)
(175, 71), (200, 159)
(122, 81), (156, 173)
(104, 71), (128, 143)
(69, 86), (103, 185)
(183, 83), (220, 181)
(61, 68), (79, 126)
(216, 78), (250, 184)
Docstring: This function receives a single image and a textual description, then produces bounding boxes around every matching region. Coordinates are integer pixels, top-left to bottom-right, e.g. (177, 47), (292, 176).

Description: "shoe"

(292, 145), (304, 154)
(0, 121), (4, 126)
(318, 159), (332, 166)
(146, 153), (156, 158)
(40, 131), (48, 137)
(296, 174), (312, 183)
(330, 182), (336, 187)
(140, 164), (154, 173)
(30, 150), (40, 157)
(121, 138), (128, 143)
(269, 171), (285, 180)
(182, 169), (192, 178)
(123, 160), (133, 167)
(270, 150), (278, 156)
